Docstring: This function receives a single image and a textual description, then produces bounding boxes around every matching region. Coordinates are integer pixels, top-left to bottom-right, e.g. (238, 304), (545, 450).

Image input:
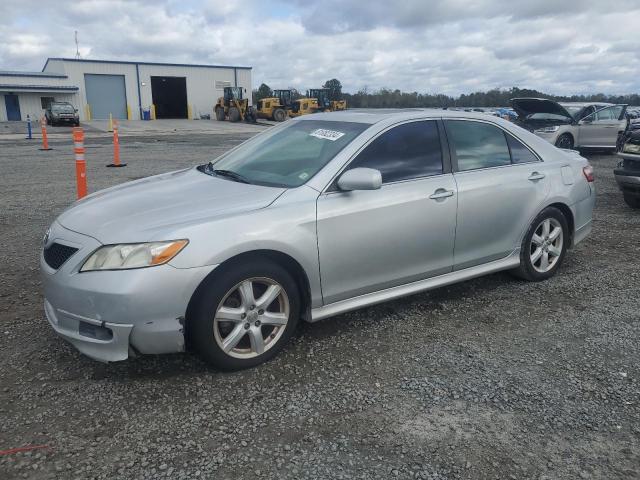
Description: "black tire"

(74, 122), (80, 127)
(189, 258), (300, 371)
(555, 133), (574, 150)
(215, 107), (225, 121)
(273, 108), (286, 122)
(228, 107), (241, 122)
(510, 206), (569, 282)
(623, 193), (640, 209)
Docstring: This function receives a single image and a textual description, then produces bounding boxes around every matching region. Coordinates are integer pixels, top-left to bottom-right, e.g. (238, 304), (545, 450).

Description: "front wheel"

(228, 107), (241, 122)
(273, 108), (286, 122)
(189, 259), (300, 370)
(215, 107), (225, 121)
(511, 207), (569, 281)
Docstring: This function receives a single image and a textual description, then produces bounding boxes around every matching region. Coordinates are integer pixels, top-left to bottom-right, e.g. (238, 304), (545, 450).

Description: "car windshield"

(51, 104), (74, 113)
(203, 120), (369, 187)
(562, 105), (584, 118)
(527, 113), (572, 122)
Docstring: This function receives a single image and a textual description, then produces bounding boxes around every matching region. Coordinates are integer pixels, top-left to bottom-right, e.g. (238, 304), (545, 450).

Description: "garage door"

(84, 74), (127, 120)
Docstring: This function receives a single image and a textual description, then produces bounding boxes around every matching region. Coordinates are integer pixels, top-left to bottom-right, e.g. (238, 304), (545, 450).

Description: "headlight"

(534, 126), (560, 133)
(80, 240), (188, 272)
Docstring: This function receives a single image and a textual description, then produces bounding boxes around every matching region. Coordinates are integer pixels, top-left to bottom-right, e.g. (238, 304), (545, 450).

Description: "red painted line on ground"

(0, 445), (51, 456)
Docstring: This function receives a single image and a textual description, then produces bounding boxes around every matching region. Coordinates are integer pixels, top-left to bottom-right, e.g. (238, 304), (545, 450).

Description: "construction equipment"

(256, 89), (292, 122)
(287, 89), (347, 117)
(214, 87), (256, 123)
(308, 89), (347, 112)
(288, 97), (318, 118)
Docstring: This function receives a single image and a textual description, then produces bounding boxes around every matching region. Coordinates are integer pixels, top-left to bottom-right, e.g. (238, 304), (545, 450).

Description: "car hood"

(57, 167), (286, 244)
(510, 98), (574, 121)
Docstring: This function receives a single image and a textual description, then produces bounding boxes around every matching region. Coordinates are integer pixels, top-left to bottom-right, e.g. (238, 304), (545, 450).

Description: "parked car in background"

(615, 127), (640, 208)
(45, 102), (79, 126)
(492, 107), (518, 121)
(41, 111), (595, 370)
(511, 98), (627, 150)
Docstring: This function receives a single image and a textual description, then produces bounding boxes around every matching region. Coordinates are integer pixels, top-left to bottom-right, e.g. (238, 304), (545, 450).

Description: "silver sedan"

(41, 110), (595, 370)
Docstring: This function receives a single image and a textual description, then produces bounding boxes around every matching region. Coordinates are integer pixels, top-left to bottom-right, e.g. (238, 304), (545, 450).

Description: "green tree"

(253, 83), (273, 103)
(323, 78), (343, 101)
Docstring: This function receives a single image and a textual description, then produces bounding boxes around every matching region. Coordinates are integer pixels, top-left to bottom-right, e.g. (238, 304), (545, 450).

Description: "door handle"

(528, 172), (546, 181)
(429, 189), (454, 200)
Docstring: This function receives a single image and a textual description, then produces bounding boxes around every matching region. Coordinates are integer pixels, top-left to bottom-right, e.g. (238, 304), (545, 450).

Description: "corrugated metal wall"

(46, 60), (137, 121)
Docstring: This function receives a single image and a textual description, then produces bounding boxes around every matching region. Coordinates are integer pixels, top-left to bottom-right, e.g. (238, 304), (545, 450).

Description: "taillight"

(583, 165), (594, 182)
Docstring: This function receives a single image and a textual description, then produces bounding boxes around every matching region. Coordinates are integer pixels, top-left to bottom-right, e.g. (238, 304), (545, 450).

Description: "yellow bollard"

(85, 104), (92, 121)
(150, 104), (156, 120)
(126, 104), (132, 121)
(108, 113), (113, 132)
(187, 104), (193, 120)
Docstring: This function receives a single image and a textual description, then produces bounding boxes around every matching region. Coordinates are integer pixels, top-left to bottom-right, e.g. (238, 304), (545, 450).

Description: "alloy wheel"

(213, 277), (290, 359)
(530, 218), (563, 273)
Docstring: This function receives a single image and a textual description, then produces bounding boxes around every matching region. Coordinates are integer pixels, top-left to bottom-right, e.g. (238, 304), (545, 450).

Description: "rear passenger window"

(447, 121), (511, 171)
(506, 134), (539, 164)
(348, 121), (443, 183)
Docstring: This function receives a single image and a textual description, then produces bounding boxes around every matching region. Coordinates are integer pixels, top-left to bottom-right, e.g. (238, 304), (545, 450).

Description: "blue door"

(4, 94), (21, 121)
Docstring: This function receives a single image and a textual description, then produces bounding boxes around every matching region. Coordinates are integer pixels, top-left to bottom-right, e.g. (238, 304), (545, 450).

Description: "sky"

(1, 0), (640, 96)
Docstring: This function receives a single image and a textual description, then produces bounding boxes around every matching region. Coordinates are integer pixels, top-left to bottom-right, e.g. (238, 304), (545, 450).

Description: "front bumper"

(52, 116), (78, 124)
(41, 221), (215, 362)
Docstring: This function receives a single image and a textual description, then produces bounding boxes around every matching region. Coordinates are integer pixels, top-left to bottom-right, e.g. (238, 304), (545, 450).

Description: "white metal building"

(1, 58), (252, 121)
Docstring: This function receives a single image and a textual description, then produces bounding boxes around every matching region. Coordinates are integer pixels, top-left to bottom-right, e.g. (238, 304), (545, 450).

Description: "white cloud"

(1, 0), (639, 95)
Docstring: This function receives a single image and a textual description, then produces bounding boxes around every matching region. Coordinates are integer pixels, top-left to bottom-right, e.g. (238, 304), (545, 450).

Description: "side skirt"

(310, 250), (521, 322)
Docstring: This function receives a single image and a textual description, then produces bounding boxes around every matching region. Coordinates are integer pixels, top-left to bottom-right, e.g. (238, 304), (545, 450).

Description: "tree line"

(254, 80), (640, 107)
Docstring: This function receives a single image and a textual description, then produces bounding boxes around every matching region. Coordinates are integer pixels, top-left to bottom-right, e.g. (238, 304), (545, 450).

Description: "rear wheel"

(273, 108), (286, 122)
(623, 193), (640, 209)
(555, 133), (574, 150)
(190, 259), (300, 370)
(228, 107), (241, 122)
(511, 207), (568, 282)
(215, 107), (225, 121)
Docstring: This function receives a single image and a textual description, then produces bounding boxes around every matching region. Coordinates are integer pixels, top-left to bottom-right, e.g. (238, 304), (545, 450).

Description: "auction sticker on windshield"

(309, 129), (345, 141)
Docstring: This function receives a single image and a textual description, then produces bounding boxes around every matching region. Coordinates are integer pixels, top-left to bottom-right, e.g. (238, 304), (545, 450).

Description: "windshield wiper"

(208, 166), (251, 184)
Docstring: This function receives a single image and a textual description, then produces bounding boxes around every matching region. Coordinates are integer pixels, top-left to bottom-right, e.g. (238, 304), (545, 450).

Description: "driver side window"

(347, 121), (443, 183)
(594, 106), (623, 121)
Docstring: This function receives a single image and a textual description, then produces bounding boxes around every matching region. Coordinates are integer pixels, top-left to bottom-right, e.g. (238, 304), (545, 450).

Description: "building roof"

(0, 84), (79, 92)
(43, 57), (252, 71)
(0, 70), (67, 79)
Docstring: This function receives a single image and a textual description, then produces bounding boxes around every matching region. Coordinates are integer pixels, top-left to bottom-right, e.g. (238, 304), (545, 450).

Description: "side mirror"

(337, 168), (382, 191)
(580, 117), (593, 124)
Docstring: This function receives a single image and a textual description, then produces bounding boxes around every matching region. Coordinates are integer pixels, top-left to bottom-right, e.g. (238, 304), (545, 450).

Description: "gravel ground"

(0, 128), (638, 480)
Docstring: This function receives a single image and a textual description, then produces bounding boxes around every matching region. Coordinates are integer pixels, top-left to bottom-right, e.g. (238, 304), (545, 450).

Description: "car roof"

(295, 108), (498, 125)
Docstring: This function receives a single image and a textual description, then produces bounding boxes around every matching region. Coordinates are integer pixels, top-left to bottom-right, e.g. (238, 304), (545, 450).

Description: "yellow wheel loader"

(214, 87), (256, 123)
(288, 97), (319, 117)
(307, 89), (347, 112)
(256, 89), (292, 122)
(288, 89), (347, 117)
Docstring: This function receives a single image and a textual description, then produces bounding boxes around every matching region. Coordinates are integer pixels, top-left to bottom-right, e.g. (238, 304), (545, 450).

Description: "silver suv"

(512, 98), (626, 150)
